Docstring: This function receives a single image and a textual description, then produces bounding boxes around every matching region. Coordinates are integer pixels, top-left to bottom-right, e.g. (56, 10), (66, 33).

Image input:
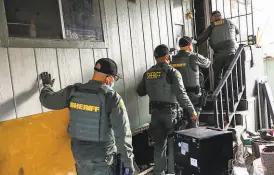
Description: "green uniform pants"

(213, 54), (235, 88)
(71, 138), (115, 175)
(149, 109), (177, 175)
(186, 92), (201, 128)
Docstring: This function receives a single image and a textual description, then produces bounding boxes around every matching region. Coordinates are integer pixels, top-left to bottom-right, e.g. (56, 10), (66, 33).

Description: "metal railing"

(212, 44), (246, 129)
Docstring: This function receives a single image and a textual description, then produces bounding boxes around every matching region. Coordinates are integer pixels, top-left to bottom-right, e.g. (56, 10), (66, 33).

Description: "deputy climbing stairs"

(200, 44), (247, 130)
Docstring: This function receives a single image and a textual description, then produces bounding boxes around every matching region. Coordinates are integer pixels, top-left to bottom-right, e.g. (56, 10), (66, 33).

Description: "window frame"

(0, 0), (108, 49)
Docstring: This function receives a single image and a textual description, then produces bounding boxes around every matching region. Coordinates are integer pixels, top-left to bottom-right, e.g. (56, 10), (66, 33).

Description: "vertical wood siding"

(79, 49), (95, 83)
(165, 0), (174, 47)
(57, 49), (82, 88)
(0, 48), (16, 121)
(149, 0), (161, 50)
(0, 0), (193, 129)
(104, 0), (126, 100)
(35, 48), (61, 112)
(116, 0), (139, 129)
(128, 0), (149, 125)
(157, 0), (169, 45)
(140, 0), (154, 68)
(8, 48), (42, 118)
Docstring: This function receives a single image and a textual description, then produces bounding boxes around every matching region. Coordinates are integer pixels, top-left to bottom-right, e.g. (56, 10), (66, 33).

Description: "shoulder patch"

(119, 99), (126, 111)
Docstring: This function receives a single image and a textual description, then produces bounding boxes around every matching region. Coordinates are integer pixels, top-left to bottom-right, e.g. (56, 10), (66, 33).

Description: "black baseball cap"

(94, 58), (123, 79)
(154, 44), (173, 59)
(212, 11), (221, 16)
(179, 36), (196, 47)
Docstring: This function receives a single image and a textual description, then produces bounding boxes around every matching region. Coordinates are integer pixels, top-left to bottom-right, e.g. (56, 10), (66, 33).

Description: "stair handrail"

(211, 44), (246, 129)
(212, 44), (246, 100)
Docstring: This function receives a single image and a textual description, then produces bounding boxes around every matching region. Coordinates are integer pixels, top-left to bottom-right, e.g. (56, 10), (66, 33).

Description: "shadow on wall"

(0, 80), (40, 121)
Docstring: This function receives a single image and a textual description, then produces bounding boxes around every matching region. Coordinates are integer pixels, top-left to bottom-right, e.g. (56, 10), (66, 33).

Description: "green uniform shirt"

(40, 80), (134, 168)
(136, 63), (196, 114)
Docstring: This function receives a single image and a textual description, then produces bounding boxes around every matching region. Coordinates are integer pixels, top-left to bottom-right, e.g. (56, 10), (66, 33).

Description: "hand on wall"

(40, 72), (55, 87)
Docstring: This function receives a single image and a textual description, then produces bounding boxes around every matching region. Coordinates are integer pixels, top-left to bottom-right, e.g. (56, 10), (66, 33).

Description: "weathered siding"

(264, 59), (274, 94)
(0, 48), (16, 122)
(0, 0), (193, 129)
(35, 48), (61, 112)
(8, 48), (42, 117)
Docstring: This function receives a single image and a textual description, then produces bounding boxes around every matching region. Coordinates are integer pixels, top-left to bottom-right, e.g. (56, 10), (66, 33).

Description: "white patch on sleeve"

(190, 158), (198, 167)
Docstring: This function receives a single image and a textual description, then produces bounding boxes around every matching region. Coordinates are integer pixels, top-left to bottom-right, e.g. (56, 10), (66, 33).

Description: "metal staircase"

(200, 44), (247, 130)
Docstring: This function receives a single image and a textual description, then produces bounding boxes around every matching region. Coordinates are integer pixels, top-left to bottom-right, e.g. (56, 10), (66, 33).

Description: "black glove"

(40, 72), (55, 87)
(124, 167), (134, 175)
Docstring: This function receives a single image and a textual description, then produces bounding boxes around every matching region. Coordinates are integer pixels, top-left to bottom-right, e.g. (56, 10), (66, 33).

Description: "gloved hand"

(40, 72), (55, 87)
(124, 167), (134, 175)
(192, 39), (198, 45)
(191, 37), (198, 45)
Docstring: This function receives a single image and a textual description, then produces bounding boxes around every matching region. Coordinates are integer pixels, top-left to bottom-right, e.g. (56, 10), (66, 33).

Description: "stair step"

(200, 110), (247, 115)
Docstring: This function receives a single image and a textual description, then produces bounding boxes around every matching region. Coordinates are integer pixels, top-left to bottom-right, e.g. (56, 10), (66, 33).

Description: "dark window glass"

(4, 0), (62, 39)
(61, 0), (103, 41)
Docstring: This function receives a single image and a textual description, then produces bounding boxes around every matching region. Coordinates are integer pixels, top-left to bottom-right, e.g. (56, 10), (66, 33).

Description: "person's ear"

(166, 55), (171, 63)
(106, 76), (114, 85)
(189, 44), (193, 51)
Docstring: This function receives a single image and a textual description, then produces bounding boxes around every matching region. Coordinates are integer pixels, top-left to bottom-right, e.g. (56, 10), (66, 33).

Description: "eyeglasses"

(114, 76), (120, 81)
(107, 75), (120, 82)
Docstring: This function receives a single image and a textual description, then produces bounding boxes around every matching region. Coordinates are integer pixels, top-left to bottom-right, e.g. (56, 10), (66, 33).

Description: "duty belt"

(149, 101), (179, 112)
(185, 86), (200, 94)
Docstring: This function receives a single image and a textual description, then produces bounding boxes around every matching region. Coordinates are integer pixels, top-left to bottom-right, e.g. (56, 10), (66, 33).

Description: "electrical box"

(174, 128), (233, 175)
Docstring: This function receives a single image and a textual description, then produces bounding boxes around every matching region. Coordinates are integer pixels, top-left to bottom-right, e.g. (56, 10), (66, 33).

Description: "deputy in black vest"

(196, 11), (239, 87)
(171, 36), (211, 128)
(39, 58), (134, 175)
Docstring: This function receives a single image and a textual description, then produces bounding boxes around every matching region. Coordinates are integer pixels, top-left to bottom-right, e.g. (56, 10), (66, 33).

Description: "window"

(1, 0), (106, 48)
(61, 0), (103, 40)
(4, 0), (62, 39)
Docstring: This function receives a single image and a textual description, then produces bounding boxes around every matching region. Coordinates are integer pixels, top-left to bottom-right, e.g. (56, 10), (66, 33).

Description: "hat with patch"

(154, 44), (172, 59)
(179, 36), (197, 47)
(94, 58), (123, 79)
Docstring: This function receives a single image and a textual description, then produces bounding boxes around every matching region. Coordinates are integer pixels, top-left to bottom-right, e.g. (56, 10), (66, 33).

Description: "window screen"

(61, 0), (103, 41)
(3, 0), (104, 41)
